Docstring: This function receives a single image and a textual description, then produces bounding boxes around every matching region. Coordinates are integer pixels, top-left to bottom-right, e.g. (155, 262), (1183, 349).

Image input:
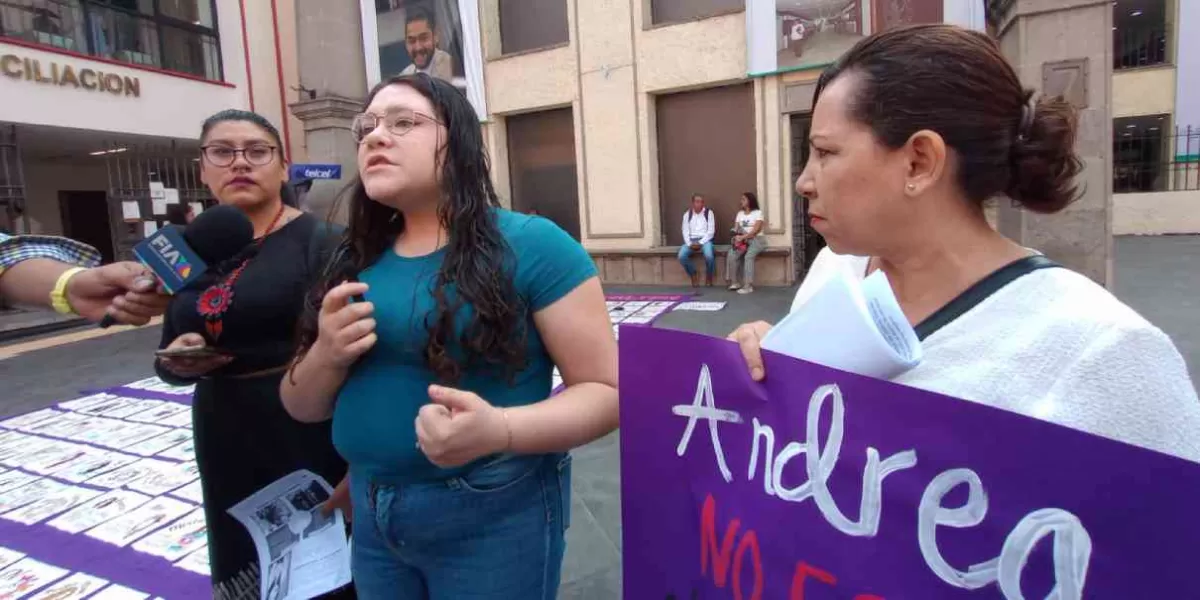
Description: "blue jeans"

(678, 242), (715, 276)
(350, 453), (572, 599)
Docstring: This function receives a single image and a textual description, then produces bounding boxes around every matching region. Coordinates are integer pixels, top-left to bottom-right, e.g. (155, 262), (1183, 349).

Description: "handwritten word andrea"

(672, 364), (1092, 599)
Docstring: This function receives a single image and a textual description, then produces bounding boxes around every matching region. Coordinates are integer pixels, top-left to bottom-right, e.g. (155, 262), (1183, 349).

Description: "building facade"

(0, 0), (305, 262)
(1110, 0), (1200, 235)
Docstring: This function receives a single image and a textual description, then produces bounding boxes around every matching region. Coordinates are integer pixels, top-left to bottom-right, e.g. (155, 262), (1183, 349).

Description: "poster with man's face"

(366, 0), (487, 118)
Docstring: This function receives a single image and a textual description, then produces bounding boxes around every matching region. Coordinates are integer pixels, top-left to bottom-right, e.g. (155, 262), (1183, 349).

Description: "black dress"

(155, 213), (354, 599)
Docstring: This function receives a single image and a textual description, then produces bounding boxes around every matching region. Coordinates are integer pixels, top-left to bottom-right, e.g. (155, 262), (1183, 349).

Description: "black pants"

(193, 373), (355, 599)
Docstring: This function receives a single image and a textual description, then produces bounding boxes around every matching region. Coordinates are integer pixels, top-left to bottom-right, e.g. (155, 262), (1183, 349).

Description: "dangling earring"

(389, 212), (399, 223)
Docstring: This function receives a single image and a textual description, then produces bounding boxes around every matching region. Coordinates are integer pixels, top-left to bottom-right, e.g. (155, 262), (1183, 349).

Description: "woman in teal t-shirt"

(281, 74), (618, 599)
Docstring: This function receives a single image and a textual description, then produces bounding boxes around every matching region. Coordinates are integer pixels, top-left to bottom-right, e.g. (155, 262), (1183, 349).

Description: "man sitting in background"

(678, 194), (716, 287)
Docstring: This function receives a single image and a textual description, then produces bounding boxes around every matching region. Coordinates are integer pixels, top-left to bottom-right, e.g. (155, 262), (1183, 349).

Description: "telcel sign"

(289, 164), (342, 180)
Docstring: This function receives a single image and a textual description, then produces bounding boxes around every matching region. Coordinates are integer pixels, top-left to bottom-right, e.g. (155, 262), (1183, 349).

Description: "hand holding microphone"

(67, 262), (169, 326)
(100, 205), (254, 329)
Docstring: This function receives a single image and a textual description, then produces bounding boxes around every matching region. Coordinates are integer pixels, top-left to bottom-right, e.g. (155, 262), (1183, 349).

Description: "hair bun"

(1006, 93), (1083, 214)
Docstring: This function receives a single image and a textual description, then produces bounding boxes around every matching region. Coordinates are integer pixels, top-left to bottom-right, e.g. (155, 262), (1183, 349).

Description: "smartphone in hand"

(154, 346), (231, 359)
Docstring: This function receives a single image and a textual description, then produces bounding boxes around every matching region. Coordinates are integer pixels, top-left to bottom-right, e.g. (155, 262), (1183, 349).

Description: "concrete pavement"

(0, 235), (1196, 598)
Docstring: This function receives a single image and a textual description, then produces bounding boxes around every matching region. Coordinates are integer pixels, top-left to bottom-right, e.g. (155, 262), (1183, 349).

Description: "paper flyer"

(0, 548), (23, 570)
(101, 423), (171, 451)
(122, 430), (193, 457)
(0, 408), (64, 431)
(19, 412), (89, 437)
(0, 558), (68, 599)
(0, 437), (54, 467)
(85, 496), (192, 548)
(89, 584), (150, 600)
(51, 451), (140, 483)
(125, 460), (199, 496)
(94, 399), (167, 421)
(48, 490), (153, 535)
(227, 470), (351, 600)
(125, 403), (190, 425)
(155, 411), (193, 429)
(0, 479), (66, 514)
(84, 460), (158, 490)
(24, 442), (90, 474)
(0, 471), (37, 496)
(76, 397), (139, 417)
(131, 508), (207, 561)
(57, 392), (119, 412)
(174, 546), (210, 576)
(168, 480), (204, 504)
(25, 572), (108, 600)
(1, 485), (100, 526)
(156, 440), (196, 462)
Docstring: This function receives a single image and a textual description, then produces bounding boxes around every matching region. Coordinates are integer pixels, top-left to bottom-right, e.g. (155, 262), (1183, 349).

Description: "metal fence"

(0, 0), (222, 80)
(1114, 125), (1200, 194)
(1114, 25), (1169, 70)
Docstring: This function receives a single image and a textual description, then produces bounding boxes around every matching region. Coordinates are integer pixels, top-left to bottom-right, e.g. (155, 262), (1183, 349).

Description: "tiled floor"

(1, 236), (1197, 598)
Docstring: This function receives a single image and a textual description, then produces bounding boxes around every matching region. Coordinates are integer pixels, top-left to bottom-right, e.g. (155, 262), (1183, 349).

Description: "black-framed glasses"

(200, 145), (277, 167)
(351, 109), (443, 144)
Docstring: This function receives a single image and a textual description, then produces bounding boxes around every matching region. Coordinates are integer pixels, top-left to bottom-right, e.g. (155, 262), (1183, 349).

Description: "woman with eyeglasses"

(281, 74), (618, 599)
(154, 110), (355, 599)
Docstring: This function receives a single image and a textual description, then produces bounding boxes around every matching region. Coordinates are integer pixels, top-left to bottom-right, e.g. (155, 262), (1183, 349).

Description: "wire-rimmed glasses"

(351, 109), (443, 144)
(200, 145), (277, 167)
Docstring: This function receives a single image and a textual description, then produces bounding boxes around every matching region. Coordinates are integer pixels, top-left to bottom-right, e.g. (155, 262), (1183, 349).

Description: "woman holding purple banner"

(730, 24), (1200, 461)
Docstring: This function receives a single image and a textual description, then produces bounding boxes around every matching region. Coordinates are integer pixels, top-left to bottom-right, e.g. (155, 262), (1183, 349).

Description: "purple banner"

(619, 327), (1200, 599)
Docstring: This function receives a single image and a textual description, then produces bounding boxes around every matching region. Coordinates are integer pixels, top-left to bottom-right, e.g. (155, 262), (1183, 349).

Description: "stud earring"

(906, 183), (916, 191)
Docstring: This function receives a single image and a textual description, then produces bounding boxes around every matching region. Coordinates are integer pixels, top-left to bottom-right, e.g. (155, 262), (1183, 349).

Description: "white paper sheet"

(673, 301), (727, 312)
(1, 484), (100, 525)
(190, 202), (204, 216)
(174, 546), (210, 576)
(124, 403), (190, 425)
(88, 584), (150, 600)
(124, 460), (198, 496)
(142, 221), (158, 237)
(155, 440), (195, 462)
(85, 496), (191, 547)
(0, 478), (66, 513)
(762, 269), (922, 379)
(48, 490), (153, 535)
(121, 201), (141, 221)
(131, 508), (207, 561)
(0, 558), (68, 599)
(122, 429), (193, 457)
(47, 450), (139, 483)
(0, 470), (38, 495)
(0, 408), (65, 430)
(0, 548), (24, 570)
(228, 470), (351, 600)
(58, 393), (120, 412)
(169, 480), (204, 504)
(25, 572), (109, 600)
(149, 181), (166, 214)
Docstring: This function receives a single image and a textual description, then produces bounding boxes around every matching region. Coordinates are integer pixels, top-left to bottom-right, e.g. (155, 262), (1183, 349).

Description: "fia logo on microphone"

(133, 226), (207, 294)
(149, 234), (193, 279)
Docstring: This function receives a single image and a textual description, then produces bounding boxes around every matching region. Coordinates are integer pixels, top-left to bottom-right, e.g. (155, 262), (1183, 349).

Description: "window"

(1114, 116), (1200, 193)
(649, 0), (741, 27)
(498, 0), (568, 55)
(0, 0), (223, 80)
(1113, 0), (1169, 69)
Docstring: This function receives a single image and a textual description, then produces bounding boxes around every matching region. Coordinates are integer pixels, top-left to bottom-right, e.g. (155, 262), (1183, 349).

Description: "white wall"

(0, 0), (250, 140)
(1114, 191), (1200, 235)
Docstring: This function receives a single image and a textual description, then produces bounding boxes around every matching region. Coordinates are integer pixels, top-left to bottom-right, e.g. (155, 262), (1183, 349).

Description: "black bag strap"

(914, 255), (1061, 341)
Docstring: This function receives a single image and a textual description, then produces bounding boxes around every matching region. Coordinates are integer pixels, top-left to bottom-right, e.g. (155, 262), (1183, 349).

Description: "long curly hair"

(291, 74), (527, 384)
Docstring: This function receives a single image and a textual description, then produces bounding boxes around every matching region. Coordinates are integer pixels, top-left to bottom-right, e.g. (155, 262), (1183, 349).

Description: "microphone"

(99, 205), (254, 328)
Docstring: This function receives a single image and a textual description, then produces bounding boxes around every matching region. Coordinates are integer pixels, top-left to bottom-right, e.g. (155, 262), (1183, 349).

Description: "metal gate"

(0, 124), (28, 235)
(789, 112), (825, 282)
(101, 142), (213, 260)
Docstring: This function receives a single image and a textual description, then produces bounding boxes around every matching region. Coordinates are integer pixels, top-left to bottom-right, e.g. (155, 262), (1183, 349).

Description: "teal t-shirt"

(332, 209), (597, 481)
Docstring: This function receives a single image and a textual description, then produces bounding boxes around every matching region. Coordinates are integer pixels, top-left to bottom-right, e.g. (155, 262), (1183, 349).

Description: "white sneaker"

(727, 283), (740, 291)
(737, 286), (754, 295)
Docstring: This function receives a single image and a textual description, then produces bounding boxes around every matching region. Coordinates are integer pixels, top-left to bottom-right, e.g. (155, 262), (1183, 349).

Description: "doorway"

(59, 191), (115, 264)
(506, 107), (582, 239)
(789, 112), (825, 281)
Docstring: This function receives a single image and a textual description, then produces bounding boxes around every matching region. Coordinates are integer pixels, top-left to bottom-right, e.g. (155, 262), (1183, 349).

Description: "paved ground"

(0, 235), (1196, 598)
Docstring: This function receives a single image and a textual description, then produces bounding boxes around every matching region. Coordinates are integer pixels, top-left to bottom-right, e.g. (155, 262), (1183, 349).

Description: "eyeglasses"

(200, 145), (277, 167)
(351, 109), (443, 144)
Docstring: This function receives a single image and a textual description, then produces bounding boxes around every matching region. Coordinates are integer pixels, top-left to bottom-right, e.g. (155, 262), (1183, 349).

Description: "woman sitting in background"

(729, 24), (1200, 462)
(726, 191), (766, 294)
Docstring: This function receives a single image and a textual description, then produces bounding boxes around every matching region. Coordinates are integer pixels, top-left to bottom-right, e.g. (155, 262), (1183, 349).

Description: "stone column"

(291, 0), (371, 223)
(990, 0), (1114, 287)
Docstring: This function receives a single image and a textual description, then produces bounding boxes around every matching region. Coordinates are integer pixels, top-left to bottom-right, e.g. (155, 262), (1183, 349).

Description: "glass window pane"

(159, 0), (213, 28)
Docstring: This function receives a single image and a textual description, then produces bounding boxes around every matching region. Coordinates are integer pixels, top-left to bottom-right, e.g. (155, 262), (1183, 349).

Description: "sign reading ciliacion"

(1, 53), (141, 98)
